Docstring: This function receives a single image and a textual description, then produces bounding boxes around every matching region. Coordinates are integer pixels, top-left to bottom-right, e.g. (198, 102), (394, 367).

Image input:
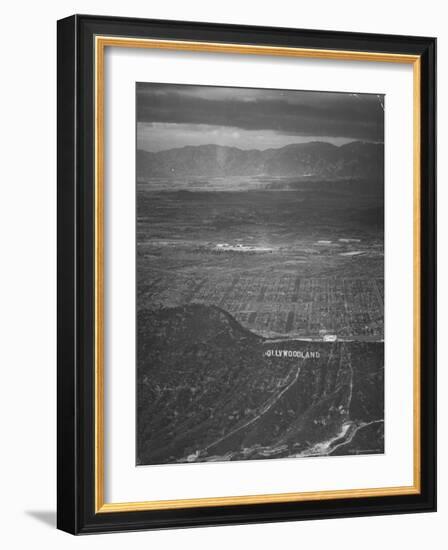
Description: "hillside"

(137, 305), (384, 464)
(137, 141), (383, 180)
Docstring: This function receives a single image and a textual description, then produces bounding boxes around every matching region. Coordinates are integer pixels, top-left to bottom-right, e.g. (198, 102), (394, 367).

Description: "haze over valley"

(136, 82), (384, 465)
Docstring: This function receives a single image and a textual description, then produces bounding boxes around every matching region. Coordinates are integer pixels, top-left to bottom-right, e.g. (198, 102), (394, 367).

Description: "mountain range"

(137, 141), (384, 180)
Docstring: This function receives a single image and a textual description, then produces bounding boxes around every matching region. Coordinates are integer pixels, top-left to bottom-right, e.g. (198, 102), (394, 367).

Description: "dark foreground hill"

(137, 141), (383, 181)
(137, 305), (384, 464)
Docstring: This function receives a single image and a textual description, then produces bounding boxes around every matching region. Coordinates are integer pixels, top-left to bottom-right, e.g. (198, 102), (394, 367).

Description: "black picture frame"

(57, 14), (436, 534)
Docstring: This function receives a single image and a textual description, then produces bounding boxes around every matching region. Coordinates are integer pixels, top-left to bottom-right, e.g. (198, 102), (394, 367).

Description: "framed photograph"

(57, 14), (436, 534)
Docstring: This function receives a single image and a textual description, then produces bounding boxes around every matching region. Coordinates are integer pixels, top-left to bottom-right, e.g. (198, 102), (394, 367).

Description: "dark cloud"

(136, 83), (384, 142)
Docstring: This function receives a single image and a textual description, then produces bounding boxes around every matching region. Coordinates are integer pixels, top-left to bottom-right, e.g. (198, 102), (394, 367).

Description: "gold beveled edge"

(413, 57), (422, 494)
(98, 485), (420, 513)
(96, 35), (419, 64)
(94, 34), (105, 512)
(94, 35), (422, 513)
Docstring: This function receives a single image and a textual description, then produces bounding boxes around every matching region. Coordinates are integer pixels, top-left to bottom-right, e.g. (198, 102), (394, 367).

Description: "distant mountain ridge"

(137, 141), (384, 180)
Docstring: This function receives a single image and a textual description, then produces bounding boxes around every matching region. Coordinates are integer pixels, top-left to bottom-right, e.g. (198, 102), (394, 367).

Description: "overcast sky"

(136, 83), (384, 152)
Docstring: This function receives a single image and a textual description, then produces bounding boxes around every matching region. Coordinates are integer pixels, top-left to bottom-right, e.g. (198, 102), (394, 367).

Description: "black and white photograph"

(136, 82), (385, 466)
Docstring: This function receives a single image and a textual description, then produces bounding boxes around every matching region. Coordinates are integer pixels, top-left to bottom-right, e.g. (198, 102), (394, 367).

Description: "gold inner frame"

(94, 36), (421, 514)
